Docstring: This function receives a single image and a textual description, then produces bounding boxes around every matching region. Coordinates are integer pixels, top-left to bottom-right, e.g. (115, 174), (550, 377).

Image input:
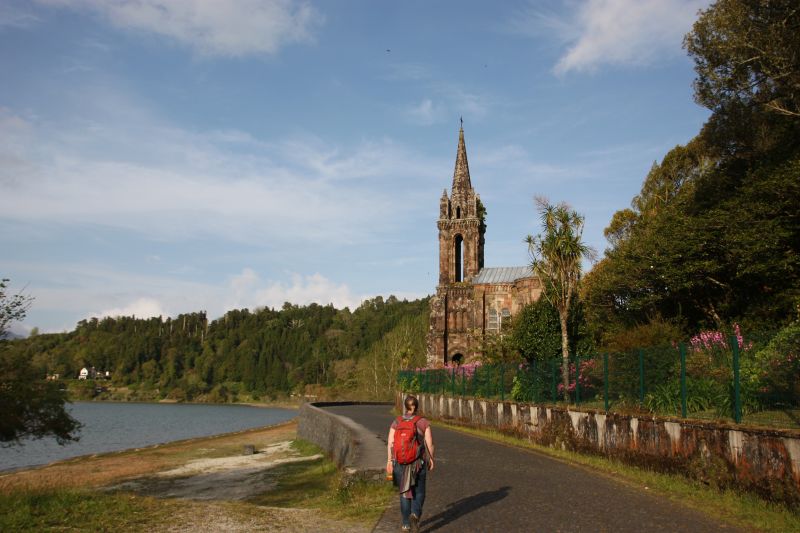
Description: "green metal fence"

(396, 332), (800, 429)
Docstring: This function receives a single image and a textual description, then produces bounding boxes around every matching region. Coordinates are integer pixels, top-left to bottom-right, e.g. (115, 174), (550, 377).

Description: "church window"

(487, 308), (498, 332)
(454, 235), (463, 282)
(456, 206), (461, 219)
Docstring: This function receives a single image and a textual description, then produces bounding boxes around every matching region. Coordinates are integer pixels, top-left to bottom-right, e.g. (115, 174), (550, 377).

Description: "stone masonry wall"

(398, 392), (800, 506)
(297, 402), (386, 482)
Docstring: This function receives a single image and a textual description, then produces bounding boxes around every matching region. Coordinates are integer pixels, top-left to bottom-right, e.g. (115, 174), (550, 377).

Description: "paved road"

(323, 404), (744, 533)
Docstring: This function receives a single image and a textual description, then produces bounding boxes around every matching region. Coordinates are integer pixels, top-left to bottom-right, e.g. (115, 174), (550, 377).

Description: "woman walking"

(387, 395), (435, 532)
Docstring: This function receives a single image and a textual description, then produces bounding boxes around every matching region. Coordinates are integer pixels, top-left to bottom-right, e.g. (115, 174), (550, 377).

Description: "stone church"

(426, 127), (542, 365)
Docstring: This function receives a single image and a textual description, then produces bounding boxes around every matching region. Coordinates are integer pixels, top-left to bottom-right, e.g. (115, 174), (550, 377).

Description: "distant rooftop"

(471, 266), (532, 284)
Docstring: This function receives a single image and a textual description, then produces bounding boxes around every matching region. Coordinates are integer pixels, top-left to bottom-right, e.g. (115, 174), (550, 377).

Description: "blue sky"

(1, 0), (711, 333)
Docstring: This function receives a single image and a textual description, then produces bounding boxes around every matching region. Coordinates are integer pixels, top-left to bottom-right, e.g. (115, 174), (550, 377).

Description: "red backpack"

(393, 415), (422, 464)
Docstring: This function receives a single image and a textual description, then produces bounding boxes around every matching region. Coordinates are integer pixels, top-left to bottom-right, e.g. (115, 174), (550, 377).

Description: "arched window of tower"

(454, 235), (464, 282)
(456, 206), (461, 219)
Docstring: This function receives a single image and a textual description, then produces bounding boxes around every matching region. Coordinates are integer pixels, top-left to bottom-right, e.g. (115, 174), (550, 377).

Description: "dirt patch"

(161, 502), (371, 533)
(108, 440), (323, 501)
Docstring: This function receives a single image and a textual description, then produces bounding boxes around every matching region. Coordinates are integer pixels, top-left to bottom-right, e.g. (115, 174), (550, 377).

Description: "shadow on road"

(421, 486), (511, 532)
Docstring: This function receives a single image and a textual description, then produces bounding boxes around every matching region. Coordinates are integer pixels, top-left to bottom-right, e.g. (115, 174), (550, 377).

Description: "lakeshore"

(0, 419), (392, 532)
(0, 402), (298, 472)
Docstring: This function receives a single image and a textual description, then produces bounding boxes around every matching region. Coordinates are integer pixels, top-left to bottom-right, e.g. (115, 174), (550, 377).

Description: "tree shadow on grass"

(421, 486), (510, 532)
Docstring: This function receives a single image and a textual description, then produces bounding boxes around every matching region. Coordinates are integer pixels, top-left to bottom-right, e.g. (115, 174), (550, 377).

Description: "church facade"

(426, 127), (542, 365)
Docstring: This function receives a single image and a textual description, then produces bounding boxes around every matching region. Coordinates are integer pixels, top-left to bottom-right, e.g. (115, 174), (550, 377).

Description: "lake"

(0, 402), (297, 472)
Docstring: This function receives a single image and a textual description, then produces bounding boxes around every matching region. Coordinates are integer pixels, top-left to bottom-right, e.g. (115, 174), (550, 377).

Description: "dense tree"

(685, 0), (800, 118)
(4, 296), (431, 401)
(526, 198), (594, 400)
(583, 1), (800, 341)
(1, 278), (80, 445)
(0, 279), (32, 339)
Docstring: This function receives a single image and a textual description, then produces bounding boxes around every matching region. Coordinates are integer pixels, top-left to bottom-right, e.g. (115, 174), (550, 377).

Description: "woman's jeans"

(394, 461), (427, 527)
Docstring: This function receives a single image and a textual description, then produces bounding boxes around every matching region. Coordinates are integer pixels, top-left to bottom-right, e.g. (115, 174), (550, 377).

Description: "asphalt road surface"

(323, 404), (744, 533)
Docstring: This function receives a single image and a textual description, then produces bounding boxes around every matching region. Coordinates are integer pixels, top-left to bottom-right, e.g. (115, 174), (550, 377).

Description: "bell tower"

(437, 125), (485, 285)
(426, 124), (486, 365)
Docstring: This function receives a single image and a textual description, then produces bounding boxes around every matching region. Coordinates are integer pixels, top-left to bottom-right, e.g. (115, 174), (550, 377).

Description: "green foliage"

(1, 277), (80, 445)
(512, 298), (592, 363)
(645, 378), (730, 417)
(4, 296), (430, 401)
(753, 322), (800, 408)
(526, 198), (594, 400)
(0, 489), (174, 532)
(511, 298), (561, 362)
(0, 351), (81, 445)
(685, 0), (800, 118)
(583, 1), (800, 338)
(0, 278), (33, 339)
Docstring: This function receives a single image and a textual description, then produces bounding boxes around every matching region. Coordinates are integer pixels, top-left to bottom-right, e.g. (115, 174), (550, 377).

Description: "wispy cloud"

(0, 4), (40, 29)
(229, 268), (361, 311)
(0, 99), (440, 246)
(387, 64), (490, 124)
(508, 0), (709, 75)
(406, 99), (445, 126)
(36, 0), (324, 57)
(3, 260), (364, 329)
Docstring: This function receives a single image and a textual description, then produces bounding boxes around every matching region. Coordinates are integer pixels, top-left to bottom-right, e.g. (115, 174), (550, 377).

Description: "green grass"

(436, 420), (800, 533)
(0, 489), (177, 532)
(249, 439), (394, 523)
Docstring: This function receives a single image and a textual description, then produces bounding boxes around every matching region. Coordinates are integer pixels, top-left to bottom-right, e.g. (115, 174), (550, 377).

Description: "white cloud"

(512, 0), (709, 74)
(225, 267), (360, 311)
(96, 297), (170, 320)
(254, 272), (360, 311)
(406, 99), (445, 126)
(0, 102), (440, 246)
(37, 0), (323, 57)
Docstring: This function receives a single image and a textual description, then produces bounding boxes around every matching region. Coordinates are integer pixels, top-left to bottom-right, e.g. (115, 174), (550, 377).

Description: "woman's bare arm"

(424, 426), (435, 471)
(386, 427), (395, 472)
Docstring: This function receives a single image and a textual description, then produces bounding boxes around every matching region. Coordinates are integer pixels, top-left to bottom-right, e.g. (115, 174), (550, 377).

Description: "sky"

(0, 0), (713, 334)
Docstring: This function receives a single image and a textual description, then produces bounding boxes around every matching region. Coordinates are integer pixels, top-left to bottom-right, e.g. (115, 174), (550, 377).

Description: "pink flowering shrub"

(556, 359), (599, 395)
(689, 323), (751, 352)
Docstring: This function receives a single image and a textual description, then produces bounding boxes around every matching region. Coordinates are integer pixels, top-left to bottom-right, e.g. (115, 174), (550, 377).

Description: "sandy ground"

(108, 440), (324, 501)
(0, 421), (372, 532)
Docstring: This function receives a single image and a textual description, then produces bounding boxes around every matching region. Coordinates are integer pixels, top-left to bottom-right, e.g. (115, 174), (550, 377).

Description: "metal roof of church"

(471, 266), (532, 284)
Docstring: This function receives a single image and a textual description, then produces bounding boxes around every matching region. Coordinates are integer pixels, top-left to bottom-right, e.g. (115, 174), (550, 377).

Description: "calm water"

(0, 402), (296, 472)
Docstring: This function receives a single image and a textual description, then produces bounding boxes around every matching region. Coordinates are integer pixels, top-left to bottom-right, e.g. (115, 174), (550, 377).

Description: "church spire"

(452, 122), (472, 192)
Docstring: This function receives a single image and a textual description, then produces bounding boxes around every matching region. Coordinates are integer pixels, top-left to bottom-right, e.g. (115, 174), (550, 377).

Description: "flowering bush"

(689, 323), (751, 352)
(556, 358), (599, 395)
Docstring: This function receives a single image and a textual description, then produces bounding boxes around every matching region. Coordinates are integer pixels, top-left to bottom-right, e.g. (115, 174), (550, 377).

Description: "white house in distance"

(78, 367), (89, 380)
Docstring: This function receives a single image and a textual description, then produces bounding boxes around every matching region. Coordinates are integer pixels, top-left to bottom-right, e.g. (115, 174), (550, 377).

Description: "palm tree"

(526, 198), (594, 401)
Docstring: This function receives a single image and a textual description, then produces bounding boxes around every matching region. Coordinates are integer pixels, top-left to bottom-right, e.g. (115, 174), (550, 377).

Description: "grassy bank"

(0, 422), (392, 532)
(437, 420), (800, 533)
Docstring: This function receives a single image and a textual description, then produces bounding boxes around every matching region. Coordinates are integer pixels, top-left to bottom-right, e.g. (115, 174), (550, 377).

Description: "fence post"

(730, 335), (742, 424)
(532, 360), (538, 404)
(638, 349), (645, 406)
(680, 343), (687, 418)
(575, 356), (581, 405)
(603, 353), (609, 412)
(462, 367), (466, 397)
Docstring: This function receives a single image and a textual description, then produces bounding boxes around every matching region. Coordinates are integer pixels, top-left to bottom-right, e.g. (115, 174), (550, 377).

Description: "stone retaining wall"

(297, 402), (387, 482)
(398, 392), (800, 505)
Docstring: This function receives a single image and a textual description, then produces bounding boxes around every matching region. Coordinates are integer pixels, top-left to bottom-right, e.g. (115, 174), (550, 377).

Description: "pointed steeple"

(451, 124), (472, 192)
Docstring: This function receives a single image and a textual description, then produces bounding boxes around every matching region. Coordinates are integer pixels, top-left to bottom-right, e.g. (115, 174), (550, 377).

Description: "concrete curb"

(297, 401), (390, 483)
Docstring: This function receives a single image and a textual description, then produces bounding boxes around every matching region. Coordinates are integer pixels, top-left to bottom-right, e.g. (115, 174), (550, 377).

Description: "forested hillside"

(5, 296), (429, 402)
